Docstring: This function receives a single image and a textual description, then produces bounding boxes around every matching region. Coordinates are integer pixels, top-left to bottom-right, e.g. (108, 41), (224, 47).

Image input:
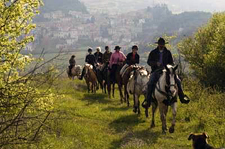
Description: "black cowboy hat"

(132, 45), (138, 50)
(155, 37), (169, 45)
(88, 48), (93, 52)
(71, 55), (75, 58)
(105, 46), (109, 50)
(114, 46), (121, 50)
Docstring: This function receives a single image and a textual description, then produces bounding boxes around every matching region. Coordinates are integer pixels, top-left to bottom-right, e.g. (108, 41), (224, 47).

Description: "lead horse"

(147, 65), (178, 134)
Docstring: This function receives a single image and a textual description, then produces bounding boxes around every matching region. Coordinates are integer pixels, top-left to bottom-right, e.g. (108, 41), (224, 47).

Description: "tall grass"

(28, 76), (225, 149)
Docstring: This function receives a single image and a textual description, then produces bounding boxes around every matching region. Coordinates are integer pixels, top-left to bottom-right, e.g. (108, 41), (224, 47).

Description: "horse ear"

(203, 132), (209, 139)
(174, 65), (178, 71)
(188, 133), (194, 140)
(165, 65), (170, 72)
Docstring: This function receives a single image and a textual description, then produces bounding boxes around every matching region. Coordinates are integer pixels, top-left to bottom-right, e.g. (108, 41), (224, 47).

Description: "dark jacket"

(69, 58), (76, 66)
(85, 54), (96, 66)
(126, 52), (140, 65)
(147, 47), (174, 72)
(102, 51), (112, 64)
(94, 52), (103, 63)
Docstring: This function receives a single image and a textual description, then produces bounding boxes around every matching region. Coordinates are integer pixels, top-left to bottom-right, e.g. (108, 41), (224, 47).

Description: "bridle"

(155, 70), (176, 98)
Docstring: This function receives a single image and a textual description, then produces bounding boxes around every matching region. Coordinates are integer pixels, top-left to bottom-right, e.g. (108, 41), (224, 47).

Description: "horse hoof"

(150, 123), (155, 128)
(169, 127), (175, 133)
(162, 130), (167, 134)
(138, 110), (141, 115)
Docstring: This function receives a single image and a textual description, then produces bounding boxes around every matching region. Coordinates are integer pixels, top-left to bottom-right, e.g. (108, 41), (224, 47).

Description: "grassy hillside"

(32, 78), (225, 149)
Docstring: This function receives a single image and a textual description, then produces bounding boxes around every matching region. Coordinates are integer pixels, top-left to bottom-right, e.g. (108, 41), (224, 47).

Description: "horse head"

(165, 65), (178, 97)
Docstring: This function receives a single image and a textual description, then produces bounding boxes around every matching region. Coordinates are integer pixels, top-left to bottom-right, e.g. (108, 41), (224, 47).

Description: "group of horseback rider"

(68, 37), (190, 108)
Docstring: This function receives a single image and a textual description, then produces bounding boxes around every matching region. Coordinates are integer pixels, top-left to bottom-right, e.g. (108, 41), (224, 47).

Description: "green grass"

(35, 78), (225, 149)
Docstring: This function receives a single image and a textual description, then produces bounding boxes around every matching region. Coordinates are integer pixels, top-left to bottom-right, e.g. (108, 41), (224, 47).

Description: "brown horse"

(83, 64), (98, 93)
(121, 65), (139, 107)
(107, 62), (124, 103)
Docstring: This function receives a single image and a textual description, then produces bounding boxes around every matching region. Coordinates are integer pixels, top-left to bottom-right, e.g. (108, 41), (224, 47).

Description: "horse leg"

(133, 94), (137, 113)
(104, 82), (107, 94)
(151, 101), (158, 128)
(107, 83), (111, 99)
(91, 83), (93, 93)
(86, 80), (89, 93)
(113, 83), (115, 98)
(137, 95), (141, 115)
(124, 84), (129, 107)
(159, 102), (168, 134)
(169, 103), (177, 133)
(118, 84), (123, 103)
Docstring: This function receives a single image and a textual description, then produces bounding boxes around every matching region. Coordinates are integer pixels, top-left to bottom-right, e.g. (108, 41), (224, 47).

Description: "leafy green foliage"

(179, 13), (225, 89)
(0, 0), (59, 147)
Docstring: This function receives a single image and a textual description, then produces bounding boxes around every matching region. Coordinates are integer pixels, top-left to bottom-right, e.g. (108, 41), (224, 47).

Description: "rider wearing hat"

(79, 48), (97, 80)
(142, 37), (190, 108)
(120, 45), (140, 77)
(101, 46), (112, 71)
(109, 46), (126, 82)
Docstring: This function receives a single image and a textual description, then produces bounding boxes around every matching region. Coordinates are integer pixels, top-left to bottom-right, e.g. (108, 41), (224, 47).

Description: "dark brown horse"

(107, 62), (124, 103)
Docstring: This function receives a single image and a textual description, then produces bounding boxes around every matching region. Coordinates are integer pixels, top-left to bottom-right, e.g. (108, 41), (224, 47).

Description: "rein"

(155, 72), (176, 98)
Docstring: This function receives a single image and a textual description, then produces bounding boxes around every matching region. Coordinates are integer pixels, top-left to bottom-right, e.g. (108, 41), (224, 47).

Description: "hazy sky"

(156, 0), (225, 13)
(81, 0), (225, 13)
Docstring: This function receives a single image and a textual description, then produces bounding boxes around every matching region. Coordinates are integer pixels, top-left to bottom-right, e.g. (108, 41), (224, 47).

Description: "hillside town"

(31, 4), (210, 53)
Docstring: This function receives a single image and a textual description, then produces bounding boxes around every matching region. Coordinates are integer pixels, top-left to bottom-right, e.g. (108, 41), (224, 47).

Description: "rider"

(101, 46), (112, 71)
(109, 46), (126, 83)
(79, 48), (97, 80)
(68, 55), (76, 76)
(142, 37), (190, 108)
(94, 47), (103, 64)
(120, 45), (140, 77)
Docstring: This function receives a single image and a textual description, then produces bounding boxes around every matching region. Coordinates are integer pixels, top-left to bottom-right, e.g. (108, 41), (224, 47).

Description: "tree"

(178, 13), (225, 89)
(0, 0), (59, 147)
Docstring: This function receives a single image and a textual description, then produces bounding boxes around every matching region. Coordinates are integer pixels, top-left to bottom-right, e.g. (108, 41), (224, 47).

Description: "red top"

(132, 53), (136, 60)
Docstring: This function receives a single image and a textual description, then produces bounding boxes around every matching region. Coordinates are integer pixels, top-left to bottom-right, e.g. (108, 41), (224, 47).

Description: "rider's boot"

(142, 84), (154, 108)
(176, 77), (190, 104)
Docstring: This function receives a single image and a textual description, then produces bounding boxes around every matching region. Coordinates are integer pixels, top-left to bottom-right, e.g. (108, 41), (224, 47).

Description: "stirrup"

(180, 95), (190, 104)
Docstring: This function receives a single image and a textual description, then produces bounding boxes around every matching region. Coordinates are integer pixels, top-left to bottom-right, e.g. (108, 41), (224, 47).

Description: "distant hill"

(41, 0), (88, 14)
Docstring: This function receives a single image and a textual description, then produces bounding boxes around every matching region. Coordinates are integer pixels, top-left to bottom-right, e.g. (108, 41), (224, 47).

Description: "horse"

(67, 65), (82, 79)
(127, 67), (150, 114)
(96, 63), (107, 93)
(83, 64), (98, 93)
(107, 62), (124, 102)
(147, 65), (178, 134)
(121, 65), (137, 107)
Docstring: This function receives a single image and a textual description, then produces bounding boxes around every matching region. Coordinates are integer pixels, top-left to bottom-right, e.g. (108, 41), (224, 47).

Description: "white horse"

(127, 67), (150, 114)
(148, 65), (178, 134)
(67, 65), (82, 79)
